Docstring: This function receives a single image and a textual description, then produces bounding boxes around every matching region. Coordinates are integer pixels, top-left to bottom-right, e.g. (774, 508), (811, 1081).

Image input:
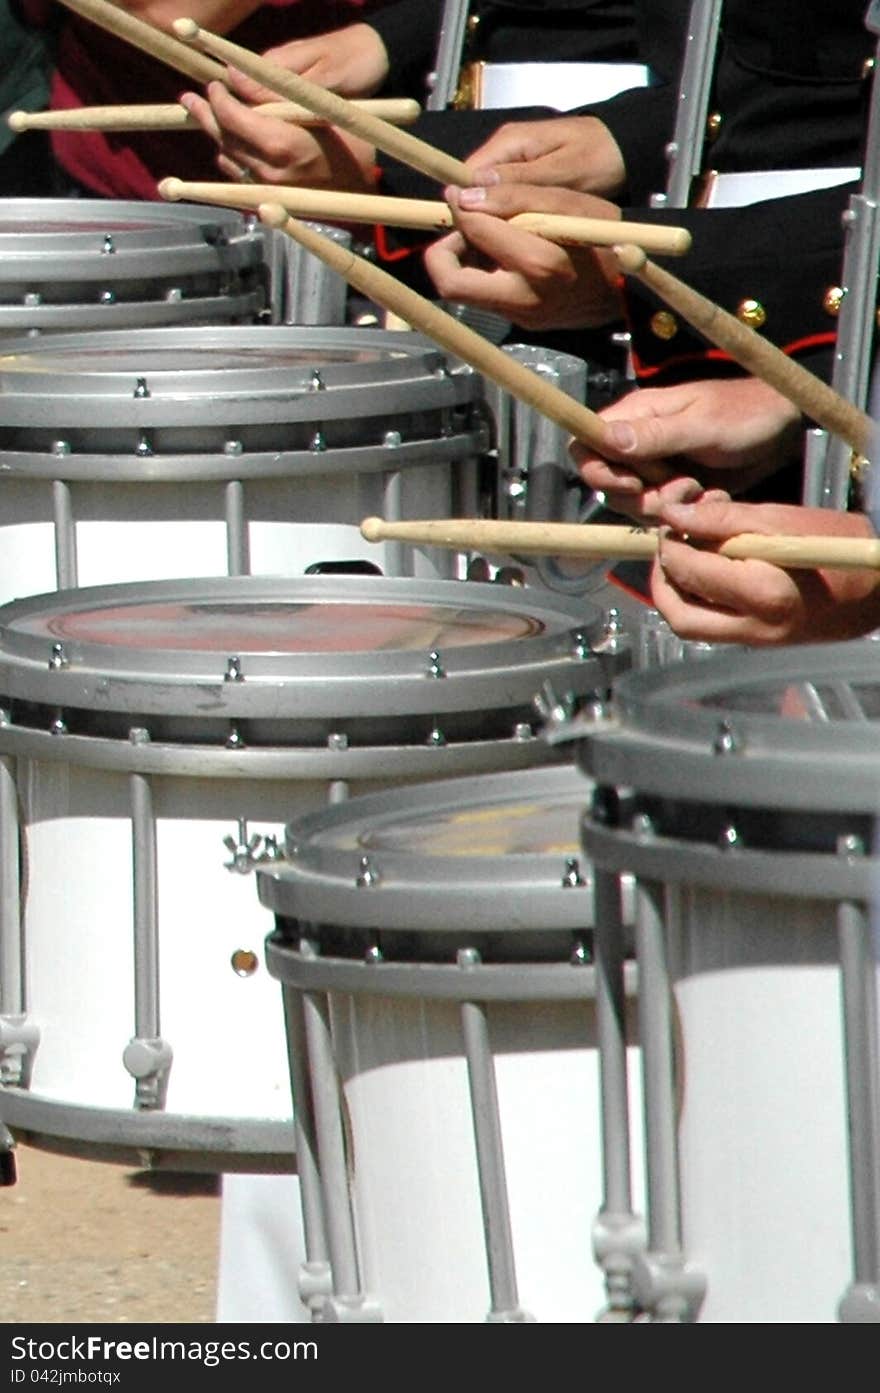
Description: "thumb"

(601, 414), (687, 462)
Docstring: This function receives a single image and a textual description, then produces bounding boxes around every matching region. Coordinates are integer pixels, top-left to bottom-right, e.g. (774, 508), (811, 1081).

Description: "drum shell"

(0, 325), (489, 597)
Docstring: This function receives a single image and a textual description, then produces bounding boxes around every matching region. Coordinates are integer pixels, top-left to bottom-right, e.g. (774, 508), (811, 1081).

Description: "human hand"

(423, 183), (625, 330)
(263, 24), (389, 97)
(650, 498), (880, 646)
(462, 115), (627, 196)
(210, 23), (390, 104)
(571, 378), (804, 521)
(178, 79), (377, 189)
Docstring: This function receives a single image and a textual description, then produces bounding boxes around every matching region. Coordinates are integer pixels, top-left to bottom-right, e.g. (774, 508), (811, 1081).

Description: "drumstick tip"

(172, 17), (200, 40)
(157, 176), (184, 200)
(7, 110), (28, 132)
(360, 516), (385, 542)
(613, 242), (648, 274)
(257, 201), (290, 228)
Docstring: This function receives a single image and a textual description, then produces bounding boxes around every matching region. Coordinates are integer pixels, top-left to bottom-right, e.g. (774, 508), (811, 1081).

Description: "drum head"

(0, 198), (260, 281)
(259, 763), (595, 944)
(0, 574), (619, 745)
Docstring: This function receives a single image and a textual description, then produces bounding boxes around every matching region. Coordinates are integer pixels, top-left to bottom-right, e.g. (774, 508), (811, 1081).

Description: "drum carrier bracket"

(0, 1015), (41, 1089)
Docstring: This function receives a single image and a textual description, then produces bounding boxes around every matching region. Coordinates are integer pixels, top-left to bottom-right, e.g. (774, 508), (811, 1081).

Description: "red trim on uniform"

(630, 330), (838, 381)
(605, 569), (654, 605)
(373, 224), (430, 263)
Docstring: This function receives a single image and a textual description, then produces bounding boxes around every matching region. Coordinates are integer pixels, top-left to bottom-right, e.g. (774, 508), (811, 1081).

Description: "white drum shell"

(329, 990), (642, 1323)
(670, 883), (857, 1324)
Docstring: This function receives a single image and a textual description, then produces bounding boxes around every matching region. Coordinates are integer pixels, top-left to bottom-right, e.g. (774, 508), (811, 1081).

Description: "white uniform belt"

(700, 166), (860, 208)
(466, 60), (651, 112)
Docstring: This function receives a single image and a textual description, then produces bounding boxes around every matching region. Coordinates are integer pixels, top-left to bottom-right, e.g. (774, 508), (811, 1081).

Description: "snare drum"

(0, 573), (625, 1171)
(574, 638), (880, 1323)
(0, 325), (486, 599)
(0, 198), (273, 335)
(259, 763), (642, 1322)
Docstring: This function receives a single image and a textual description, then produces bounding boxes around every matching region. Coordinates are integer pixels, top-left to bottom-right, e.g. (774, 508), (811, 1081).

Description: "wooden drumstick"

(159, 178), (693, 255)
(173, 17), (475, 188)
(256, 203), (629, 457)
(8, 98), (423, 134)
(56, 0), (226, 84)
(614, 243), (873, 456)
(360, 515), (880, 571)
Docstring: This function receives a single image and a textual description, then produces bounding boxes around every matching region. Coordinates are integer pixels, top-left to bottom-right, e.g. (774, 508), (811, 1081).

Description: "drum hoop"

(582, 821), (879, 900)
(0, 293), (266, 333)
(265, 937), (639, 1002)
(0, 575), (613, 713)
(0, 432), (479, 482)
(0, 721), (556, 778)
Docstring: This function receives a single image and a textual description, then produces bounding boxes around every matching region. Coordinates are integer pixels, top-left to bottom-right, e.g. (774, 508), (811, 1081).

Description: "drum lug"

(298, 1259), (334, 1313)
(592, 1209), (648, 1319)
(630, 1248), (707, 1323)
(838, 1283), (880, 1322)
(0, 1014), (41, 1088)
(712, 719), (740, 756)
(595, 607), (630, 657)
(122, 1036), (173, 1109)
(318, 1295), (384, 1322)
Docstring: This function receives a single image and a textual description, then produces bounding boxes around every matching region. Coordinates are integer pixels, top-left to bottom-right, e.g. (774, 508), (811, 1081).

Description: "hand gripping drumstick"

(359, 516), (880, 572)
(255, 202), (631, 458)
(55, 0), (226, 85)
(8, 98), (423, 134)
(173, 17), (475, 187)
(614, 243), (873, 457)
(159, 178), (692, 256)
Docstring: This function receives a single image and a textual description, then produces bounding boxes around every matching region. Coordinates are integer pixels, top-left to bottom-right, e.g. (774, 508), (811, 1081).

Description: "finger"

(216, 150), (250, 180)
(657, 537), (799, 626)
(658, 499), (763, 543)
(573, 454), (648, 494)
(178, 90), (223, 144)
(424, 229), (536, 311)
(206, 80), (277, 144)
(451, 181), (617, 221)
(224, 64), (277, 105)
(490, 152), (584, 186)
(650, 563), (749, 644)
(445, 204), (571, 278)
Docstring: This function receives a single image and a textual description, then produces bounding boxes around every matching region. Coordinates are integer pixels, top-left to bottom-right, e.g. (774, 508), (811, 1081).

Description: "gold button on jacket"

(736, 298), (767, 329)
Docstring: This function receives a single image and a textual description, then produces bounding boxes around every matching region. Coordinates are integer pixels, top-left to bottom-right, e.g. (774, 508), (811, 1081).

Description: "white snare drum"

(0, 198), (274, 334)
(0, 573), (626, 1171)
(575, 638), (880, 1323)
(0, 325), (486, 599)
(258, 763), (642, 1323)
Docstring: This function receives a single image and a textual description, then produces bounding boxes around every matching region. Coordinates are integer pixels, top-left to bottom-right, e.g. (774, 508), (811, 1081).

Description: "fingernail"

(663, 502), (697, 524)
(605, 422), (637, 453)
(457, 185), (488, 207)
(468, 166), (500, 186)
(178, 93), (194, 110)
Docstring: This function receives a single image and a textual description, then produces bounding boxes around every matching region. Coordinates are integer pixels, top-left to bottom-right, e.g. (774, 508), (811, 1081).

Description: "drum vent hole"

(230, 949), (259, 977)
